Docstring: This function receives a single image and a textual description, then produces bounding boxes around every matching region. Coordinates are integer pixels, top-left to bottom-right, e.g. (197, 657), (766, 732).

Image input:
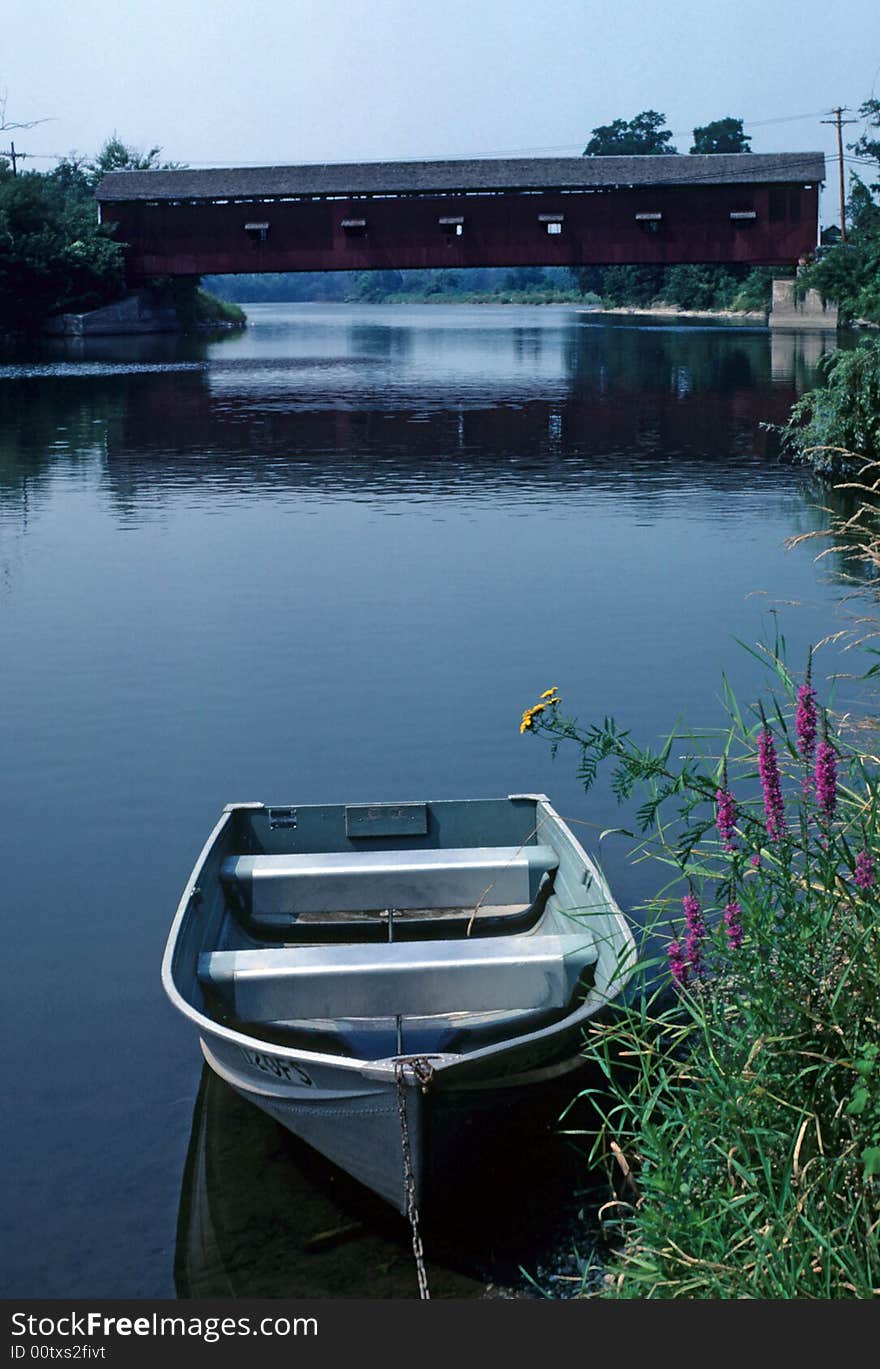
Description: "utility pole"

(821, 107), (856, 241)
(2, 142), (28, 175)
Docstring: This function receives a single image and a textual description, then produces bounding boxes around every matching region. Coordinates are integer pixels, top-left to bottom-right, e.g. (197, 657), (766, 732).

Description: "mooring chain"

(393, 1057), (434, 1301)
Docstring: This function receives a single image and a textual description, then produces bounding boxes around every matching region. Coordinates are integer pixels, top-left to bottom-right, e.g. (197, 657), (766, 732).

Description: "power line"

(9, 109), (838, 168)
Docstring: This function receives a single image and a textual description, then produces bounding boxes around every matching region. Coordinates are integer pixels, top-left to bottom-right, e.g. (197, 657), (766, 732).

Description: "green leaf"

(846, 1086), (870, 1116)
(860, 1146), (880, 1177)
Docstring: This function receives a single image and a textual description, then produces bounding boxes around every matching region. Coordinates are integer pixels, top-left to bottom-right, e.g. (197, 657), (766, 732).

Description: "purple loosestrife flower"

(724, 901), (744, 951)
(796, 653), (818, 766)
(757, 723), (786, 842)
(814, 738), (837, 822)
(715, 762), (737, 852)
(682, 892), (706, 979)
(854, 849), (875, 891)
(668, 937), (688, 989)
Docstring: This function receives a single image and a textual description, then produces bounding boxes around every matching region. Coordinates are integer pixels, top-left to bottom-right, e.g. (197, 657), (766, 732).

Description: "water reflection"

(175, 1065), (602, 1298)
(770, 327), (839, 382)
(0, 305), (834, 518)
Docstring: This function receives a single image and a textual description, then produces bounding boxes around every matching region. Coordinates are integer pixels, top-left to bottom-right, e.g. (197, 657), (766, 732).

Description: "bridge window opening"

(439, 216), (464, 237)
(244, 221), (270, 244)
(538, 214), (564, 235)
(635, 212), (663, 235)
(341, 218), (367, 236)
(730, 210), (757, 224)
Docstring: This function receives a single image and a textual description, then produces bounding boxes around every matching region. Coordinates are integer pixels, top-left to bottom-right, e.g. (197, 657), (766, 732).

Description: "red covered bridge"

(96, 152), (825, 279)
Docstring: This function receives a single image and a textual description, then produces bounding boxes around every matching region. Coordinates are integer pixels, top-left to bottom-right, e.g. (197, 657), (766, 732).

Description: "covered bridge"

(96, 152), (825, 279)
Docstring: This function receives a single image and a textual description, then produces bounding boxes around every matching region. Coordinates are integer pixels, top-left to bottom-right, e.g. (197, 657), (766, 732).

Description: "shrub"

(521, 649), (880, 1297)
(781, 339), (880, 475)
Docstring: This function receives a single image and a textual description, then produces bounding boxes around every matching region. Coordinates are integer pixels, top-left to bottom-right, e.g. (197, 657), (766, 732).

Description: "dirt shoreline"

(586, 304), (767, 323)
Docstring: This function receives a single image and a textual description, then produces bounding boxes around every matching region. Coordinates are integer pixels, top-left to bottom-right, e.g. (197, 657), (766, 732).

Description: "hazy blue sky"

(4, 0), (880, 219)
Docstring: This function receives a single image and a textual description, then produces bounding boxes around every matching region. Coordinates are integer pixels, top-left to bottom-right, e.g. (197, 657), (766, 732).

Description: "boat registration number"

(240, 1047), (313, 1087)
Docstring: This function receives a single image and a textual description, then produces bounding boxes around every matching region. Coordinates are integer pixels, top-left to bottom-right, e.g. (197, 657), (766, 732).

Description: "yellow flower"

(540, 687), (559, 700)
(519, 702), (547, 734)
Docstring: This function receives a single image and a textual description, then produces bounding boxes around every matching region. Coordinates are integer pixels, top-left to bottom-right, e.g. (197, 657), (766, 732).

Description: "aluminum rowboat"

(162, 794), (636, 1213)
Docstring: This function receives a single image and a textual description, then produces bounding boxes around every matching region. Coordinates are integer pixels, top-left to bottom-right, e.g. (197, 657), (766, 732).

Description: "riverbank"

(226, 291), (766, 320)
(589, 303), (766, 323)
(41, 285), (246, 338)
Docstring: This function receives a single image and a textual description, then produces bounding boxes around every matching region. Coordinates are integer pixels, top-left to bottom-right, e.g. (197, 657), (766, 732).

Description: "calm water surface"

(0, 304), (856, 1296)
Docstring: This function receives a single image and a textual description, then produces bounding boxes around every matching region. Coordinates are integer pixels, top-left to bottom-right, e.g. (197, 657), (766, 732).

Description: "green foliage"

(596, 265), (663, 306)
(204, 271), (349, 303)
(798, 180), (880, 325)
(0, 135), (186, 331)
(851, 98), (880, 190)
(87, 134), (180, 188)
(566, 263), (774, 313)
(799, 99), (880, 324)
(782, 338), (880, 473)
(524, 646), (880, 1297)
(689, 117), (751, 155)
(583, 110), (677, 157)
(0, 168), (125, 329)
(659, 265), (737, 310)
(168, 280), (245, 329)
(206, 266), (592, 306)
(728, 266), (778, 312)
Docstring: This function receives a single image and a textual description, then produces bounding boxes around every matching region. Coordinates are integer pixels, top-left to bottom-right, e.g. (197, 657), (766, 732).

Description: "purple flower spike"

(814, 739), (837, 822)
(854, 849), (875, 891)
(724, 901), (744, 951)
(757, 725), (786, 841)
(715, 783), (737, 853)
(668, 938), (689, 988)
(682, 892), (706, 979)
(796, 682), (817, 766)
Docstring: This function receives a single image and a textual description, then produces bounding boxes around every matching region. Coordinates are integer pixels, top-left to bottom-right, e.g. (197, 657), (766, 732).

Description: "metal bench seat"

(198, 931), (595, 1023)
(221, 845), (558, 930)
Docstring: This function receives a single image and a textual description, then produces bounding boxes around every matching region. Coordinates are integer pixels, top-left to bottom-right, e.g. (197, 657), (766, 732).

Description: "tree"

(690, 117), (751, 154)
(87, 135), (183, 188)
(0, 167), (125, 328)
(851, 98), (880, 191)
(798, 178), (880, 325)
(583, 110), (677, 156)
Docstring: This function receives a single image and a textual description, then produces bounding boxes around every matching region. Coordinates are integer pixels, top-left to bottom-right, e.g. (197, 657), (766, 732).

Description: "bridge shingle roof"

(96, 152), (826, 202)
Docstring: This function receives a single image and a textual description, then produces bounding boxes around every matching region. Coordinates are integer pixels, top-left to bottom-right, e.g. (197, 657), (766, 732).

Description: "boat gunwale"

(162, 796), (637, 1083)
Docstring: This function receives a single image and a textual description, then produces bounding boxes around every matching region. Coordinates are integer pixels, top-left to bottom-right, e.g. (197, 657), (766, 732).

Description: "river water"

(0, 303), (857, 1297)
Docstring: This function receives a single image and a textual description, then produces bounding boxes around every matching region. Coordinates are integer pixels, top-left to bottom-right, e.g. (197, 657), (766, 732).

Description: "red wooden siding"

(101, 182), (820, 278)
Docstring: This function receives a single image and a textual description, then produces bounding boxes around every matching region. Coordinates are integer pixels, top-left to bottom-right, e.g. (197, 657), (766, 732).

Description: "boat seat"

(198, 932), (596, 1022)
(221, 845), (558, 931)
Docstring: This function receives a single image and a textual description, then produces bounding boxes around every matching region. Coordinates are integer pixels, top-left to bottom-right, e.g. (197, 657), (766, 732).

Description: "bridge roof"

(97, 152), (825, 203)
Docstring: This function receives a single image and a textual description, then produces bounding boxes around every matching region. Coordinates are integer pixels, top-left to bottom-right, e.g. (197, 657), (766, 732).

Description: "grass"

(189, 288), (246, 328)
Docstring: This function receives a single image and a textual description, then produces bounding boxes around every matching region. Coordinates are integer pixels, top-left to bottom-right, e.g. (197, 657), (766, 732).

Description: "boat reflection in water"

(174, 1064), (606, 1298)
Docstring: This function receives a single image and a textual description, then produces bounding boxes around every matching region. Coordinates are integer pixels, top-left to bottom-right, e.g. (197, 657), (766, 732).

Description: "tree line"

(0, 137), (171, 330)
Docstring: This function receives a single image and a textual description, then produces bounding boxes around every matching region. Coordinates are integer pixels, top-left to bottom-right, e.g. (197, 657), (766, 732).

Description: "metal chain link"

(394, 1057), (434, 1301)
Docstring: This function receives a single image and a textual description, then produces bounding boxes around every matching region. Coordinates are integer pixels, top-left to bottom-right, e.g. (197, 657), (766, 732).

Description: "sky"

(4, 0), (880, 223)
